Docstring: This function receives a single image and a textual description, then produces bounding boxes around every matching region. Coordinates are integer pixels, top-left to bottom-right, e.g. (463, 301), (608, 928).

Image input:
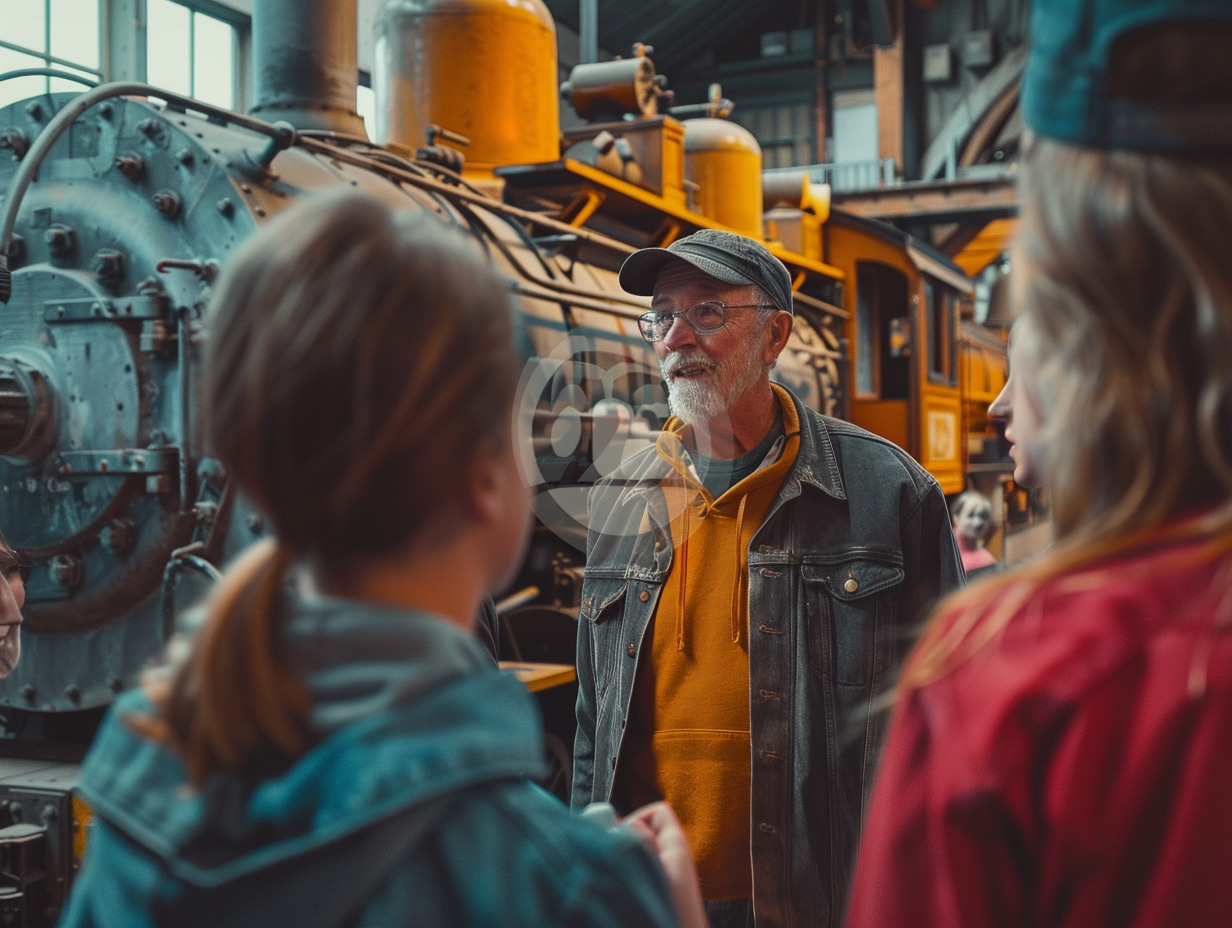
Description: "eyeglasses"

(636, 301), (774, 343)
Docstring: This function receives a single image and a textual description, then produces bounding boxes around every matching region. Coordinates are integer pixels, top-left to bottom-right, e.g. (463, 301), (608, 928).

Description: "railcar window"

(0, 0), (102, 108)
(147, 0), (238, 108)
(856, 261), (910, 400)
(925, 280), (956, 384)
(856, 265), (877, 396)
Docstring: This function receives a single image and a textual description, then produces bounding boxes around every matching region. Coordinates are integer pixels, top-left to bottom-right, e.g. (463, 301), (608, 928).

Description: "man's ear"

(762, 311), (794, 366)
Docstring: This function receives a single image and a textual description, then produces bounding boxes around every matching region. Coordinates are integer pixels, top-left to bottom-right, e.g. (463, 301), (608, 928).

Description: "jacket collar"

(772, 384), (846, 501)
(615, 383), (847, 508)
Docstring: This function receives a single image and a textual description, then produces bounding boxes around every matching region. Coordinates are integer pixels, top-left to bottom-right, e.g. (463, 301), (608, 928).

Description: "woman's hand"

(623, 801), (708, 928)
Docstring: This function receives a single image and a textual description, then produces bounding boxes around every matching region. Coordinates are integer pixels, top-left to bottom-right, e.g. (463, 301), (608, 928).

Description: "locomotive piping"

(0, 79), (644, 313)
(293, 135), (642, 262)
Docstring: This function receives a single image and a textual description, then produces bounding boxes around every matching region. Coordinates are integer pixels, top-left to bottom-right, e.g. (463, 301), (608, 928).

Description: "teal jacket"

(58, 597), (677, 928)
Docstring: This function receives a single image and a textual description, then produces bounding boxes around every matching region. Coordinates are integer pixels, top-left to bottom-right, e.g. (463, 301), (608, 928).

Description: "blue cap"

(1022, 0), (1232, 151)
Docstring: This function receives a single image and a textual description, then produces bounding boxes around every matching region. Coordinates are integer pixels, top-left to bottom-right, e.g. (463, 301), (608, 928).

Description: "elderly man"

(572, 228), (963, 928)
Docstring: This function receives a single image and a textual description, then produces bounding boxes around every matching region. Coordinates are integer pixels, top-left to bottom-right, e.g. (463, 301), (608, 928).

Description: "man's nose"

(661, 313), (697, 352)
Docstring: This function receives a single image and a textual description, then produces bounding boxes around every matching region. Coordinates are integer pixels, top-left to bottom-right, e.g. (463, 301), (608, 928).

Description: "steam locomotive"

(0, 0), (1006, 920)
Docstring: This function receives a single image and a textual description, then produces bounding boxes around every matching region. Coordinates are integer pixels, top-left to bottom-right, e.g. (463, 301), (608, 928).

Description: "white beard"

(662, 340), (767, 426)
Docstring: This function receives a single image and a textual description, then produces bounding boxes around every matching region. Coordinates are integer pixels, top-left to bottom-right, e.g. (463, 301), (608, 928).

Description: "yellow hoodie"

(618, 384), (801, 901)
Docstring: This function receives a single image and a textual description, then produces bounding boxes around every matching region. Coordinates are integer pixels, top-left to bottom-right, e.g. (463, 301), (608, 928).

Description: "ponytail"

(136, 540), (311, 786)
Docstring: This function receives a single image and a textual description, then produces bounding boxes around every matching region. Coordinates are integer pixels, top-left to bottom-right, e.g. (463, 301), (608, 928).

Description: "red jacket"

(847, 534), (1232, 928)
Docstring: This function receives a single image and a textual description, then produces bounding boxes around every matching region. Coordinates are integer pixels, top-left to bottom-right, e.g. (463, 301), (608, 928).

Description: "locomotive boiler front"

(0, 91), (256, 713)
(0, 84), (469, 714)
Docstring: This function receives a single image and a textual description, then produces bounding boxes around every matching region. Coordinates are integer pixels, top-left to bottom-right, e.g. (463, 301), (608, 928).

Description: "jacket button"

(653, 535), (665, 551)
(638, 590), (650, 602)
(844, 577), (859, 593)
(627, 643), (636, 657)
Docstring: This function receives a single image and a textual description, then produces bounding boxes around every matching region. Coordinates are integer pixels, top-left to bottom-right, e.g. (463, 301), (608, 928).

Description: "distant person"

(847, 2), (1232, 925)
(59, 191), (704, 928)
(573, 228), (963, 926)
(0, 530), (24, 678)
(950, 490), (1001, 580)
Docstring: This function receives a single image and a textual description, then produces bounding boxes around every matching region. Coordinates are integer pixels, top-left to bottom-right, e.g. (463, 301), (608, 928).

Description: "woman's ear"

(460, 441), (531, 592)
(462, 448), (505, 525)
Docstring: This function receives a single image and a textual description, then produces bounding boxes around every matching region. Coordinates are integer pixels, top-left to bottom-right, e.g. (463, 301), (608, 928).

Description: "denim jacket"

(60, 598), (677, 928)
(571, 386), (964, 928)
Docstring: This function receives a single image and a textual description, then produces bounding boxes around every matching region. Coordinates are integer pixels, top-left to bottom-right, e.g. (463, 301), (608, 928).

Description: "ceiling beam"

(832, 174), (1018, 224)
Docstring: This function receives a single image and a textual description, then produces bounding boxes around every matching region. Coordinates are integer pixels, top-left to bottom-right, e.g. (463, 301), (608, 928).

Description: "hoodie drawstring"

(676, 503), (688, 651)
(731, 494), (748, 644)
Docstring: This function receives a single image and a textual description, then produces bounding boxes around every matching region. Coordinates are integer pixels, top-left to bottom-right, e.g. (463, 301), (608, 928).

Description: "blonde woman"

(59, 191), (704, 928)
(847, 3), (1232, 926)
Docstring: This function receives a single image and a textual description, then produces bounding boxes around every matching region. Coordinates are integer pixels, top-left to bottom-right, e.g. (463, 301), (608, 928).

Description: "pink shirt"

(959, 546), (997, 573)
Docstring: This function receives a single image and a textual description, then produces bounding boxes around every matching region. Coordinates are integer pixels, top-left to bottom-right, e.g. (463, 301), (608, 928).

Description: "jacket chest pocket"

(579, 580), (630, 695)
(803, 556), (905, 686)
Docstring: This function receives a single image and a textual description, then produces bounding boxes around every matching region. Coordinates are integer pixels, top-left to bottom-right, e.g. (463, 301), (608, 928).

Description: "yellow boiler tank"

(374, 0), (560, 177)
(683, 118), (764, 238)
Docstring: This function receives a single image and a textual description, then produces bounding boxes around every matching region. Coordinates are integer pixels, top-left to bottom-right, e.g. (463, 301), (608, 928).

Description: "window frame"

(0, 1), (104, 99)
(145, 0), (245, 109)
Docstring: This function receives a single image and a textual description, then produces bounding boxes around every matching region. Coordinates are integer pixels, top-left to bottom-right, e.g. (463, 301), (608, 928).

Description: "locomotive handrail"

(0, 81), (320, 303)
(160, 542), (222, 639)
(293, 136), (641, 262)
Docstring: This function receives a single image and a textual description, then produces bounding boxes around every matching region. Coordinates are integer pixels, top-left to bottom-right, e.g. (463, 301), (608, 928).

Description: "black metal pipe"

(249, 0), (368, 137)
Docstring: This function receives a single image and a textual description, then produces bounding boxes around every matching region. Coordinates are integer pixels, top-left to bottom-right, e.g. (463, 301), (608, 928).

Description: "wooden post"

(814, 23), (829, 163)
(873, 0), (905, 174)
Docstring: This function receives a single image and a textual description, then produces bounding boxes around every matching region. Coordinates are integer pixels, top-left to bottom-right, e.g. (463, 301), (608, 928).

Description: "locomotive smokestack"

(250, 0), (369, 137)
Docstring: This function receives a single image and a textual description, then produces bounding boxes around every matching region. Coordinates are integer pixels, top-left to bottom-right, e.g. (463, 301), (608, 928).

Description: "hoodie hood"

(78, 600), (546, 894)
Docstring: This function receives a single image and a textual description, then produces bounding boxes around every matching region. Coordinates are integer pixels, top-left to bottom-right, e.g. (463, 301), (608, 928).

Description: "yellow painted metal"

(683, 118), (764, 238)
(374, 0), (560, 177)
(660, 118), (688, 210)
(551, 158), (847, 278)
(72, 792), (94, 867)
(764, 209), (823, 262)
(763, 171), (831, 224)
(953, 217), (1017, 276)
(561, 189), (606, 227)
(920, 391), (964, 494)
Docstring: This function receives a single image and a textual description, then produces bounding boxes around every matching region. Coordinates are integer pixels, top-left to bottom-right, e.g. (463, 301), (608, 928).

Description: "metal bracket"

(42, 295), (165, 324)
(53, 448), (178, 476)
